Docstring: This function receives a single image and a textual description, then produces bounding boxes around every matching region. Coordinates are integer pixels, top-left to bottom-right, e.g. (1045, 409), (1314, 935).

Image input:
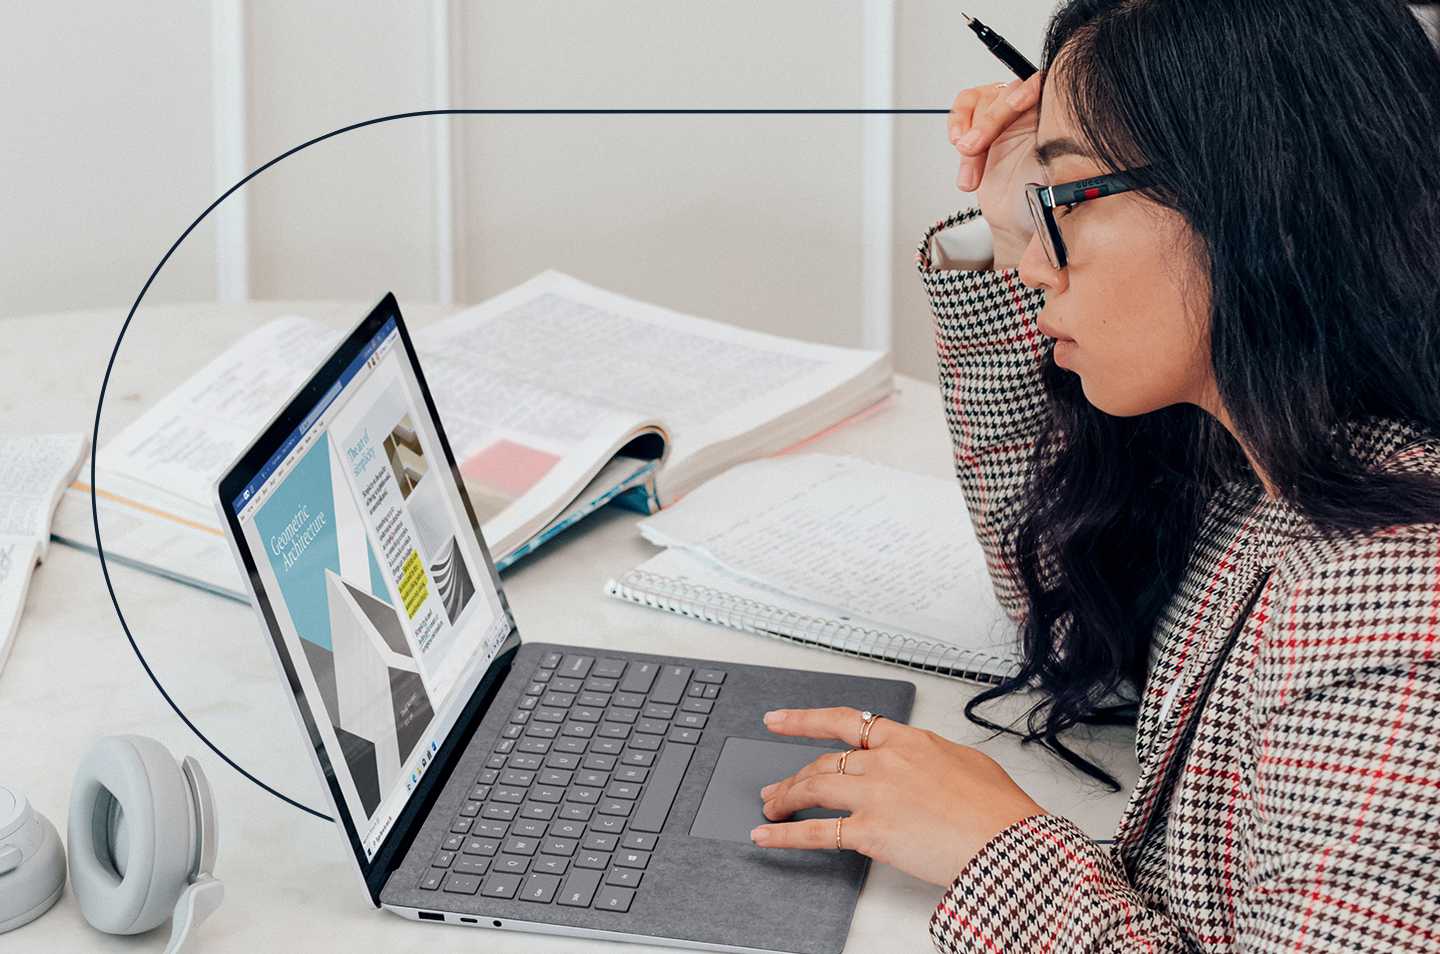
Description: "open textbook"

(605, 454), (1022, 684)
(1, 433), (87, 675)
(51, 271), (892, 601)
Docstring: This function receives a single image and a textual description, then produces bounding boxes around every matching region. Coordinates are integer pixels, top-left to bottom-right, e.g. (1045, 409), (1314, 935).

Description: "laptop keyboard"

(416, 652), (726, 912)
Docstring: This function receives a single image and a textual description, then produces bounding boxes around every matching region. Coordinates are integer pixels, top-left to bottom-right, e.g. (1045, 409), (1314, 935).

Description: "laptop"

(215, 294), (915, 954)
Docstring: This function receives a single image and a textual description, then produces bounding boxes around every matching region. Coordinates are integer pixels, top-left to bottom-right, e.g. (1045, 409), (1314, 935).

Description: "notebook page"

(637, 454), (1014, 654)
(0, 433), (87, 559)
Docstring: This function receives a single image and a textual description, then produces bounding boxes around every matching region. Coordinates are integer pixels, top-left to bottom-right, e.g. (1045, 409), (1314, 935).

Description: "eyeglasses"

(1025, 168), (1149, 269)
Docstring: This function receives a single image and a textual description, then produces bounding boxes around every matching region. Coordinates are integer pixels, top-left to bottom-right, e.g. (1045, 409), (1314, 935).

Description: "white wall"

(2, 0), (1058, 377)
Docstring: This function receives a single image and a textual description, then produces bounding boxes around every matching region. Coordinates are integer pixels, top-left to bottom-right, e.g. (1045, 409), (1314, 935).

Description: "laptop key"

(501, 724), (524, 739)
(687, 683), (706, 698)
(524, 724), (558, 740)
(462, 838), (500, 856)
(550, 820), (586, 839)
(696, 668), (726, 684)
(553, 737), (588, 755)
(619, 661), (659, 695)
(480, 872), (523, 899)
(559, 802), (592, 821)
(702, 683), (721, 699)
(571, 707), (604, 723)
(541, 692), (575, 709)
(532, 669), (553, 683)
(560, 655), (594, 679)
(561, 722), (595, 739)
(583, 832), (618, 852)
(549, 677), (583, 694)
(642, 703), (676, 720)
(449, 818), (472, 833)
(525, 682), (546, 696)
(482, 803), (517, 821)
(681, 698), (713, 715)
(567, 787), (601, 805)
(542, 837), (578, 856)
(433, 850), (456, 868)
(533, 707), (567, 723)
(509, 753), (542, 770)
(545, 752), (580, 770)
(579, 692), (612, 708)
(590, 812), (624, 835)
(494, 738), (516, 754)
(532, 786), (564, 804)
(605, 707), (638, 725)
(575, 850), (610, 869)
(540, 768), (573, 786)
(615, 850), (650, 870)
(513, 819), (547, 838)
(621, 750), (656, 767)
(593, 658), (627, 679)
(611, 691), (645, 709)
(492, 786), (526, 804)
(615, 766), (648, 784)
(650, 666), (692, 705)
(504, 836), (539, 856)
(442, 834), (465, 852)
(606, 867), (643, 888)
(462, 794), (485, 811)
(492, 854), (531, 875)
(629, 734), (662, 752)
(476, 768), (500, 784)
(443, 873), (482, 895)
(621, 832), (658, 852)
(485, 754), (508, 769)
(583, 754), (617, 771)
(455, 856), (490, 876)
(520, 802), (556, 821)
(591, 738), (624, 756)
(677, 713), (708, 730)
(598, 800), (633, 818)
(418, 870), (444, 891)
(471, 820), (509, 838)
(517, 695), (539, 711)
(584, 677), (618, 693)
(594, 885), (636, 912)
(668, 727), (702, 745)
(501, 770), (535, 787)
(598, 722), (631, 740)
(534, 856), (568, 876)
(540, 651), (564, 669)
(557, 868), (603, 907)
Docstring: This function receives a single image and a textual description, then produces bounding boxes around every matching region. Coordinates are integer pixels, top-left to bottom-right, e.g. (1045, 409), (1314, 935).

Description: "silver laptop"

(215, 295), (914, 954)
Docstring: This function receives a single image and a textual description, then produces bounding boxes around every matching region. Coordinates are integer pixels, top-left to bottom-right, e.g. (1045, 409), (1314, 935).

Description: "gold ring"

(859, 710), (883, 750)
(835, 816), (844, 850)
(837, 749), (856, 776)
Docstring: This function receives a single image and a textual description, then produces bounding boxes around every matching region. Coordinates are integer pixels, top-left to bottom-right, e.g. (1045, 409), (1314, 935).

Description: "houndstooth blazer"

(916, 208), (1440, 953)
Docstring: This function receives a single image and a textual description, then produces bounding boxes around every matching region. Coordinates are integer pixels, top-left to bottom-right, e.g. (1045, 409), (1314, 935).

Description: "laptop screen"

(220, 299), (518, 866)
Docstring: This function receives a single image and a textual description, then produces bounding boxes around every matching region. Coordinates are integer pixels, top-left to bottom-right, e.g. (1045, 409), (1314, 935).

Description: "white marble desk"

(0, 302), (1136, 953)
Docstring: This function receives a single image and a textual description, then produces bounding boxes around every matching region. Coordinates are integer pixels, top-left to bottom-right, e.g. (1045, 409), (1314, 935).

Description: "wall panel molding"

(211, 0), (249, 302)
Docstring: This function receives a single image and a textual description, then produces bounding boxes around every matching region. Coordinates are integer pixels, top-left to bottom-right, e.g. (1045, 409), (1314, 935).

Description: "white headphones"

(0, 735), (223, 952)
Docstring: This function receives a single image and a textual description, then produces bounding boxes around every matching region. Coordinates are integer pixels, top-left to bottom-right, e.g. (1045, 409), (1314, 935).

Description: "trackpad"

(689, 737), (843, 843)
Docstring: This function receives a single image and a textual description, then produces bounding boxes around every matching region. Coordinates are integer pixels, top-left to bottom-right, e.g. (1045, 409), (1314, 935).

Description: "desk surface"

(0, 302), (1136, 953)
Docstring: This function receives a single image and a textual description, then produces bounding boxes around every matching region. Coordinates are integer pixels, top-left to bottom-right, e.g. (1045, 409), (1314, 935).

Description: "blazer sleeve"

(916, 208), (1052, 623)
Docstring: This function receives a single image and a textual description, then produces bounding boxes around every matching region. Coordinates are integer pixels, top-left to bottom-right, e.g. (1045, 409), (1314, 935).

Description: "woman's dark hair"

(965, 0), (1440, 788)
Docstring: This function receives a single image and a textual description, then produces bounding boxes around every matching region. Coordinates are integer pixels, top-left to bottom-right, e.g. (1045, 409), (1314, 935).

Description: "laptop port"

(417, 912), (444, 922)
(460, 917), (477, 924)
(493, 920), (503, 927)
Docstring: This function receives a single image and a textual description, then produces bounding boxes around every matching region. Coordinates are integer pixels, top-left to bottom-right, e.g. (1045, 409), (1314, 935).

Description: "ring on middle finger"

(836, 748), (857, 776)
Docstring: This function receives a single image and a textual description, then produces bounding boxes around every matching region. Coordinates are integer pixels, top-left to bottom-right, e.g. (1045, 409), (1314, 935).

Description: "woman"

(749, 0), (1440, 950)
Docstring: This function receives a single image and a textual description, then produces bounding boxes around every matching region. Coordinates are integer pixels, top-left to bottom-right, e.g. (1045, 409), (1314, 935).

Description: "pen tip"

(961, 11), (973, 23)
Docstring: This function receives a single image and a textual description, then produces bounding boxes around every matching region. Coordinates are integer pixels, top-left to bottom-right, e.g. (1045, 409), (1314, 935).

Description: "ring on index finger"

(859, 710), (884, 750)
(836, 749), (857, 776)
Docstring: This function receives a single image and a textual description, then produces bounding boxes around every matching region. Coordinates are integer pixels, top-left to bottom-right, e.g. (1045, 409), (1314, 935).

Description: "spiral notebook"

(604, 454), (1023, 685)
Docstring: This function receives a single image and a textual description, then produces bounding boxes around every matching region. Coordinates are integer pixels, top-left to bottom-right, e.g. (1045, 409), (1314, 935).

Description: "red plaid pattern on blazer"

(917, 208), (1440, 953)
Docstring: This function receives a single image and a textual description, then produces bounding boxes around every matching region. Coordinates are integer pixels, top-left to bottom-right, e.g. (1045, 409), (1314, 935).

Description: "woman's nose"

(1018, 233), (1066, 294)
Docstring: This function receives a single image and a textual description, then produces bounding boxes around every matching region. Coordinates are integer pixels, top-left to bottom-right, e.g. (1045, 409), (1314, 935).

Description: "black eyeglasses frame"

(1024, 168), (1150, 269)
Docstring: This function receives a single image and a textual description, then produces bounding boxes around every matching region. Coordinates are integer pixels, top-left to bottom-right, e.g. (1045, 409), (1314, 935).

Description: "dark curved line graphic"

(92, 106), (949, 822)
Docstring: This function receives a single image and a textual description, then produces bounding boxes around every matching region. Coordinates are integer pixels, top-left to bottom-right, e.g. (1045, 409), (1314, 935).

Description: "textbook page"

(416, 271), (892, 502)
(0, 433), (86, 676)
(60, 312), (653, 596)
(0, 433), (88, 560)
(637, 454), (1015, 654)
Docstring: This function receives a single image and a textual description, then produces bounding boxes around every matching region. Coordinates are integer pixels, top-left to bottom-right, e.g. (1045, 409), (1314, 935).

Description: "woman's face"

(1018, 68), (1217, 419)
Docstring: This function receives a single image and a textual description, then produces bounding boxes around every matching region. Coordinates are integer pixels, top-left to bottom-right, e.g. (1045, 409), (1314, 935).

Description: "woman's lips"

(1037, 318), (1074, 342)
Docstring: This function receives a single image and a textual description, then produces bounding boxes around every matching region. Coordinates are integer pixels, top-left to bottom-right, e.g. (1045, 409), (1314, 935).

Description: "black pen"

(962, 12), (1039, 81)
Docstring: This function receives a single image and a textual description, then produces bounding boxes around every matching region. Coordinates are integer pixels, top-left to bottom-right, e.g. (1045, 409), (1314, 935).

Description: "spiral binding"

(606, 568), (1017, 686)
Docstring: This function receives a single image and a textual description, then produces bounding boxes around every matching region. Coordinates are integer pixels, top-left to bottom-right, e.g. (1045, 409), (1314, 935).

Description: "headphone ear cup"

(67, 736), (196, 936)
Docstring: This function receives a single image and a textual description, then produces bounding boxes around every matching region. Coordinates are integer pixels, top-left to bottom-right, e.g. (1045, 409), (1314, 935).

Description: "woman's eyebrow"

(1034, 137), (1091, 167)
